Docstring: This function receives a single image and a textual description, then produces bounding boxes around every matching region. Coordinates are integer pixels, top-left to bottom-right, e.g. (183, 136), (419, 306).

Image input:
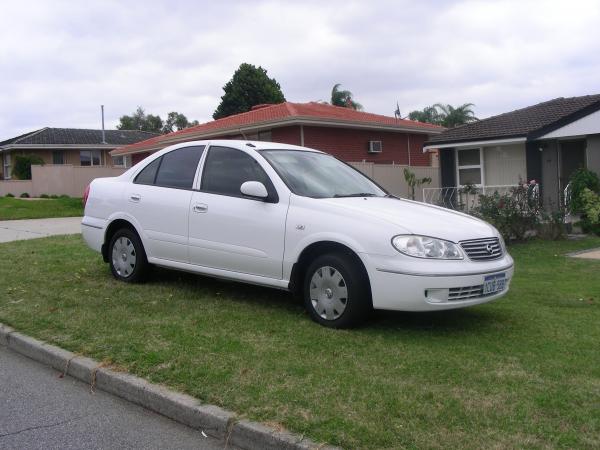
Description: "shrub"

(40, 194), (50, 199)
(49, 194), (59, 199)
(20, 192), (30, 198)
(59, 194), (70, 199)
(569, 168), (600, 213)
(403, 168), (432, 200)
(579, 188), (600, 235)
(538, 209), (567, 240)
(473, 184), (540, 242)
(5, 193), (14, 197)
(11, 154), (45, 180)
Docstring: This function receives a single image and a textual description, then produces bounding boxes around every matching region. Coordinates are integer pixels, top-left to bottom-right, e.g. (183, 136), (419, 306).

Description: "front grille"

(448, 284), (486, 301)
(460, 237), (503, 261)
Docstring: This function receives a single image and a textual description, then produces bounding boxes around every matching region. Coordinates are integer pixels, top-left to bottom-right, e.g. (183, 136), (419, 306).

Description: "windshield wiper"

(333, 193), (378, 198)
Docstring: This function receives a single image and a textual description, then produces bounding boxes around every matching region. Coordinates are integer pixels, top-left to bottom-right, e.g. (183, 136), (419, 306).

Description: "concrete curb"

(0, 323), (339, 450)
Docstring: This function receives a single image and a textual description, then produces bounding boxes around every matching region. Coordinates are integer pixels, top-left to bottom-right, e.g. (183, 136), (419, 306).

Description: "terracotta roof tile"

(112, 102), (443, 155)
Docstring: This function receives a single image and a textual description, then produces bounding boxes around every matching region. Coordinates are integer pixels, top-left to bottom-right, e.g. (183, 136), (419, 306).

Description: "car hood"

(318, 196), (497, 242)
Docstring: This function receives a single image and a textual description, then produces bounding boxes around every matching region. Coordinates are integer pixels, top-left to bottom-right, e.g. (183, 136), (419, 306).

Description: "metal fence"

(423, 184), (541, 212)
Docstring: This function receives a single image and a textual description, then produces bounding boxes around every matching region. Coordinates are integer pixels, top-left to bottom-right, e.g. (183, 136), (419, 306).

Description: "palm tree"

(408, 106), (442, 125)
(433, 103), (478, 128)
(330, 84), (362, 110)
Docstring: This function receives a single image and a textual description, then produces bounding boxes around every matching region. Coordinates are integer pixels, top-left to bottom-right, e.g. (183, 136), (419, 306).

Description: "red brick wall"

(132, 152), (151, 166)
(302, 126), (431, 166)
(126, 125), (433, 166)
(271, 126), (302, 146)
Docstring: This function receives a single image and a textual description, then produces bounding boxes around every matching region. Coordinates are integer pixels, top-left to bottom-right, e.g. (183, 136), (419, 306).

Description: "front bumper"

(362, 252), (514, 311)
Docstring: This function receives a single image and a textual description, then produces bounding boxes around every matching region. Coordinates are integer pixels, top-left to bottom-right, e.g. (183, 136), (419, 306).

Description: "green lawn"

(0, 197), (83, 220)
(1, 236), (599, 449)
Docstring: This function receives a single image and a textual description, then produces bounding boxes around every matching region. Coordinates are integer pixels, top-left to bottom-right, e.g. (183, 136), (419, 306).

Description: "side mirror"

(240, 181), (269, 199)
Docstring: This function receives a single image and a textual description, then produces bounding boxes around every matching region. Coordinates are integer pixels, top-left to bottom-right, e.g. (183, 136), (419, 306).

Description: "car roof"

(166, 139), (324, 154)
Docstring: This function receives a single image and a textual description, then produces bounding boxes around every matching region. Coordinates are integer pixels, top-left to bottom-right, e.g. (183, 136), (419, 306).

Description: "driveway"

(0, 346), (230, 450)
(0, 217), (82, 243)
(570, 247), (600, 260)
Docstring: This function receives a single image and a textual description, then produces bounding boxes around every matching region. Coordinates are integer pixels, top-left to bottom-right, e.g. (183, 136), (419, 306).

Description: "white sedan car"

(82, 140), (513, 328)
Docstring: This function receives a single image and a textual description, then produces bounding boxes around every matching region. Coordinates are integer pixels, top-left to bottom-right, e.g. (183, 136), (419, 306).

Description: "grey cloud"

(1, 0), (599, 140)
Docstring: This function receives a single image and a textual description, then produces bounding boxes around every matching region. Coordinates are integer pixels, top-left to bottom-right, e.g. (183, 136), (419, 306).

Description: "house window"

(80, 150), (102, 167)
(52, 150), (65, 165)
(112, 155), (130, 168)
(456, 148), (483, 186)
(3, 153), (11, 180)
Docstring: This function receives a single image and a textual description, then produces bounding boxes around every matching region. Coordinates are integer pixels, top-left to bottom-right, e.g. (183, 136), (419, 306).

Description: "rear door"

(127, 146), (205, 262)
(188, 146), (288, 279)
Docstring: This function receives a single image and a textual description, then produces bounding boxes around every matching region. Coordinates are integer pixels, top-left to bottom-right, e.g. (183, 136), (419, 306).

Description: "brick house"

(111, 102), (444, 166)
(0, 128), (158, 180)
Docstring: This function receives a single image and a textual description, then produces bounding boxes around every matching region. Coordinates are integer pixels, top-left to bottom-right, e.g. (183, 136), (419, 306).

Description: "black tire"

(108, 228), (149, 283)
(303, 253), (372, 328)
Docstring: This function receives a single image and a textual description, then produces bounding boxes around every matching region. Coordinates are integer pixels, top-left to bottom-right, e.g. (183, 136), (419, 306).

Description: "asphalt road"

(0, 346), (231, 450)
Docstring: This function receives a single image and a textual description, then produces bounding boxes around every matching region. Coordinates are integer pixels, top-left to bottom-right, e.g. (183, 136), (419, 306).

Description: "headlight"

(392, 235), (463, 259)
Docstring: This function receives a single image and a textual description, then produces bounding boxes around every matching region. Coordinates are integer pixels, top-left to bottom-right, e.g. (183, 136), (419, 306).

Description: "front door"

(560, 140), (586, 190)
(188, 146), (287, 279)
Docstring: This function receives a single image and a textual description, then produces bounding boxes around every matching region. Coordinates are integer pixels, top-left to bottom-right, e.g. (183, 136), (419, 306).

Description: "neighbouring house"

(0, 127), (158, 180)
(110, 102), (444, 166)
(423, 94), (600, 208)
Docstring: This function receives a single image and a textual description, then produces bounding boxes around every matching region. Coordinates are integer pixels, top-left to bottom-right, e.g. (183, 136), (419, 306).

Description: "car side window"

(134, 146), (205, 188)
(201, 146), (276, 200)
(155, 146), (205, 189)
(134, 157), (161, 185)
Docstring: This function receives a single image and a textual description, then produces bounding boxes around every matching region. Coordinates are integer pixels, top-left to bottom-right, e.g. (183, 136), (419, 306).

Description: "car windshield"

(261, 150), (386, 198)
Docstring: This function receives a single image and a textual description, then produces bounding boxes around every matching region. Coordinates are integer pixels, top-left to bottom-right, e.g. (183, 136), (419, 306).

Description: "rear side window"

(134, 158), (161, 185)
(155, 146), (205, 189)
(134, 146), (205, 189)
(201, 146), (276, 199)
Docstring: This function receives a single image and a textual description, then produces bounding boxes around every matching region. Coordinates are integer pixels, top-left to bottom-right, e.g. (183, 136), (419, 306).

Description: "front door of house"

(560, 140), (586, 190)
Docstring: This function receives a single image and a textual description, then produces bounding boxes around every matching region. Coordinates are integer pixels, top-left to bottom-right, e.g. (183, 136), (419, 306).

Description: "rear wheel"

(109, 228), (148, 282)
(303, 253), (372, 328)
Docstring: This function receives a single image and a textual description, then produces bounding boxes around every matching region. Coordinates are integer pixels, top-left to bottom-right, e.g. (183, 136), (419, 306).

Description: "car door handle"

(130, 194), (141, 202)
(192, 203), (208, 213)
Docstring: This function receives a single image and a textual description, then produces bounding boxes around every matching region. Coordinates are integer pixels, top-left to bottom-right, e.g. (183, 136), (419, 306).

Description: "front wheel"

(303, 253), (372, 328)
(109, 228), (148, 283)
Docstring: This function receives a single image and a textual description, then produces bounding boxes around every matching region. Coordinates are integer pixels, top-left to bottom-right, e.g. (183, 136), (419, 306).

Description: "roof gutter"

(0, 144), (119, 152)
(422, 136), (527, 152)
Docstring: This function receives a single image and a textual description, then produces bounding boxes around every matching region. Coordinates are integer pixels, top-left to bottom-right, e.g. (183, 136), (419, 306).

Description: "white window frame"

(80, 150), (103, 167)
(455, 147), (484, 187)
(3, 153), (11, 180)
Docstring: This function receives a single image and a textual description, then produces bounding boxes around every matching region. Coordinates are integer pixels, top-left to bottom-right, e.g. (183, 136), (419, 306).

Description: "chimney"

(101, 105), (107, 144)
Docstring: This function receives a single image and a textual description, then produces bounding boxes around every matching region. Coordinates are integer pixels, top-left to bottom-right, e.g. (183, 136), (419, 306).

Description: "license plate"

(483, 273), (506, 295)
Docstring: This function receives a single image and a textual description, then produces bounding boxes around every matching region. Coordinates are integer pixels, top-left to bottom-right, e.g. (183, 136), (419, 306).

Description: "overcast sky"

(1, 0), (599, 140)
